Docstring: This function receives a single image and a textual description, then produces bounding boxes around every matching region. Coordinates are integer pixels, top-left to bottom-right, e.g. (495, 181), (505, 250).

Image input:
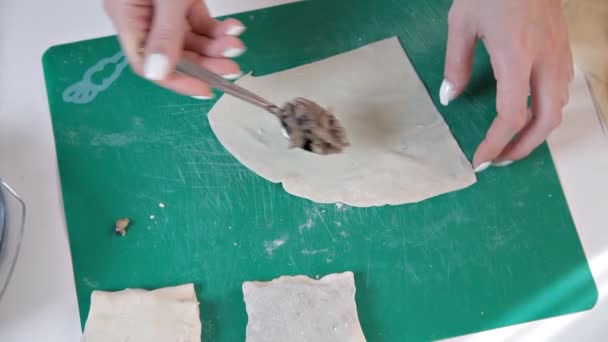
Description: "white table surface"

(1, 1), (606, 341)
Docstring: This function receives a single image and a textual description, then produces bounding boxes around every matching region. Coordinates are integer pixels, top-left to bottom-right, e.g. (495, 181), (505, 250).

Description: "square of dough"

(81, 283), (201, 342)
(208, 37), (476, 207)
(242, 271), (366, 342)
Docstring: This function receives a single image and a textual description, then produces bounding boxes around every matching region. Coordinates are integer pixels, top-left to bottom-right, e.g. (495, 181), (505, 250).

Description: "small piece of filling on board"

(114, 218), (131, 236)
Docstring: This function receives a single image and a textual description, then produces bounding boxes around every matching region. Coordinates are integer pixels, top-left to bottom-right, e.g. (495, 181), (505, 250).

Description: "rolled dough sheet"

(81, 283), (201, 342)
(242, 271), (366, 342)
(208, 37), (476, 207)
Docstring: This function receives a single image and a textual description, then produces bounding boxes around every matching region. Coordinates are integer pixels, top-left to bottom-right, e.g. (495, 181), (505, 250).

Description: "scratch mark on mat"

(335, 202), (350, 212)
(82, 277), (99, 288)
(399, 228), (421, 283)
(168, 107), (206, 116)
(366, 256), (371, 286)
(289, 255), (298, 269)
(174, 141), (226, 151)
(159, 102), (205, 109)
(301, 248), (329, 255)
(313, 207), (336, 241)
(176, 167), (186, 185)
(264, 236), (288, 256)
(446, 262), (452, 282)
(298, 217), (314, 233)
(189, 158), (204, 182)
(182, 117), (205, 135)
(372, 209), (387, 228)
(140, 174), (185, 184)
(262, 187), (269, 224)
(90, 132), (137, 147)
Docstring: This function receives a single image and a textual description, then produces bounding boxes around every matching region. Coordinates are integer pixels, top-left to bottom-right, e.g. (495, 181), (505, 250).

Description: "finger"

(161, 74), (214, 99)
(209, 18), (246, 37)
(104, 0), (151, 74)
(440, 5), (478, 106)
(143, 0), (190, 81)
(158, 51), (212, 97)
(564, 40), (574, 83)
(182, 51), (241, 77)
(184, 33), (245, 59)
(562, 85), (570, 107)
(556, 16), (572, 101)
(188, 1), (245, 38)
(472, 52), (531, 170)
(557, 15), (574, 83)
(156, 51), (242, 96)
(196, 55), (242, 79)
(496, 65), (564, 162)
(473, 115), (524, 171)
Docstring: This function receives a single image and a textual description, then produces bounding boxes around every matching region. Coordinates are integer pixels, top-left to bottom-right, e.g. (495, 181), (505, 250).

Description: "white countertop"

(1, 1), (606, 341)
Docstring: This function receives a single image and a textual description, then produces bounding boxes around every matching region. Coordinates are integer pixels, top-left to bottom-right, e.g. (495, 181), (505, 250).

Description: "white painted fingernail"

(192, 95), (214, 100)
(222, 73), (242, 80)
(493, 160), (514, 167)
(474, 161), (491, 173)
(281, 127), (289, 138)
(223, 47), (245, 58)
(144, 53), (171, 81)
(226, 25), (246, 36)
(439, 79), (455, 106)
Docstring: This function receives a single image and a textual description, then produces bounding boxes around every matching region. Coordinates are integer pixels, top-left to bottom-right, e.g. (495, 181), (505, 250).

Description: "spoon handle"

(176, 59), (280, 114)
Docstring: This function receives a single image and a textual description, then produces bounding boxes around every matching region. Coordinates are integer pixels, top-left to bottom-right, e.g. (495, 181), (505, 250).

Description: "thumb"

(440, 8), (477, 106)
(143, 0), (190, 81)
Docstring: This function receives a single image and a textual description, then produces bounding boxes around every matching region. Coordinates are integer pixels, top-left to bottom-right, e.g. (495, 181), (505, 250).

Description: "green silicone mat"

(42, 0), (597, 341)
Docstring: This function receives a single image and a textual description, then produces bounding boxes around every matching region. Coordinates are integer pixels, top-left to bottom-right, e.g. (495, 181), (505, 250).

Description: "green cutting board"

(42, 0), (597, 341)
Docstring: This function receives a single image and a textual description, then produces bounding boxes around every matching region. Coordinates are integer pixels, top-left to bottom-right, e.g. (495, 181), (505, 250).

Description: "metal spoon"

(176, 59), (349, 155)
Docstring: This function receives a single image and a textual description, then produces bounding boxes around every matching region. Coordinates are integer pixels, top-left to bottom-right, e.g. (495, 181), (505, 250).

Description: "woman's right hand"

(442, 0), (572, 171)
(104, 0), (246, 99)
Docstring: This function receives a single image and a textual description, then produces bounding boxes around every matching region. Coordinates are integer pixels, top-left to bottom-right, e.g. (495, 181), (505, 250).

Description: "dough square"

(208, 37), (476, 207)
(81, 283), (201, 342)
(242, 271), (366, 342)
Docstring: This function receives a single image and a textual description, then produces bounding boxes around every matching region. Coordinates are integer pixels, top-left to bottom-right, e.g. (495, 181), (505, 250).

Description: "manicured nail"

(474, 161), (491, 173)
(192, 95), (214, 100)
(144, 53), (170, 81)
(222, 73), (242, 80)
(226, 25), (246, 36)
(280, 127), (289, 139)
(439, 79), (455, 106)
(223, 47), (245, 58)
(493, 160), (514, 167)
